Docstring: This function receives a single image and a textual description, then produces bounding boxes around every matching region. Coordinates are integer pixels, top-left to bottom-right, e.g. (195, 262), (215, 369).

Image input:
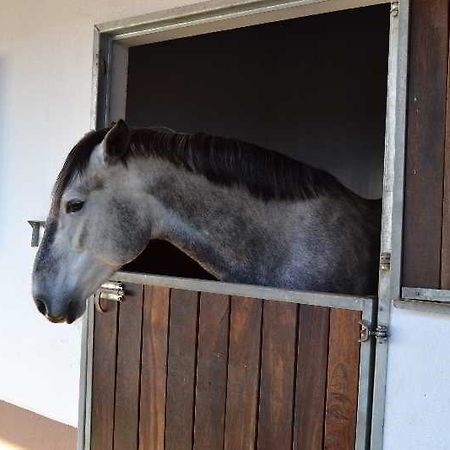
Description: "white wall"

(2, 3), (450, 450)
(0, 0), (198, 427)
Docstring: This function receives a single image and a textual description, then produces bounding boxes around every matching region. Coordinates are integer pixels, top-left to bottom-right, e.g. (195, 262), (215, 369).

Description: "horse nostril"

(66, 301), (77, 324)
(35, 299), (48, 316)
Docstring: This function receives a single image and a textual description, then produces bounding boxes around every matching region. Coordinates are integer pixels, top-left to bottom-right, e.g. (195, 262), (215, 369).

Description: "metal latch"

(95, 281), (125, 313)
(380, 252), (391, 271)
(359, 321), (389, 343)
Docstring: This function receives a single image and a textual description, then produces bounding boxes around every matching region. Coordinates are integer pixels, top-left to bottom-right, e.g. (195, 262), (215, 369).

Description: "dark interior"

(121, 4), (390, 279)
(123, 240), (216, 279)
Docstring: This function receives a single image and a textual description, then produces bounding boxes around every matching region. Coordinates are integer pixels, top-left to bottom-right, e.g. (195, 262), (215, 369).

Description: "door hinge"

(380, 252), (391, 271)
(359, 321), (389, 343)
(95, 281), (124, 313)
(390, 1), (399, 17)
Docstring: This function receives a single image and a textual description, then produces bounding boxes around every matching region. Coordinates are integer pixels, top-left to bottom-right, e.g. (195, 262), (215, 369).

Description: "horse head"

(32, 120), (152, 323)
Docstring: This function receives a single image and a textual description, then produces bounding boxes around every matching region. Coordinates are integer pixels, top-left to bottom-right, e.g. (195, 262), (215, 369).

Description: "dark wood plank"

(403, 0), (449, 288)
(193, 293), (230, 450)
(224, 297), (262, 450)
(165, 289), (199, 450)
(441, 14), (450, 290)
(139, 286), (170, 450)
(113, 283), (144, 450)
(257, 300), (297, 450)
(293, 305), (330, 450)
(324, 309), (361, 450)
(91, 293), (119, 450)
(443, 144), (450, 288)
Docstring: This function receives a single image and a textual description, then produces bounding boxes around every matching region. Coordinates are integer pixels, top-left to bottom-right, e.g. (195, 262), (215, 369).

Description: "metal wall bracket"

(28, 220), (45, 247)
(95, 281), (125, 312)
(359, 321), (389, 343)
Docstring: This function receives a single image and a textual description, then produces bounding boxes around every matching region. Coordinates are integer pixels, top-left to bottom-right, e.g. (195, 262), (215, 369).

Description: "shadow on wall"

(0, 401), (76, 450)
(0, 59), (6, 247)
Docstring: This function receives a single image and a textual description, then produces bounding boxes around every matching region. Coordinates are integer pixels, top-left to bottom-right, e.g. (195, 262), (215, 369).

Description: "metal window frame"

(77, 1), (409, 449)
(371, 1), (409, 448)
(394, 287), (450, 314)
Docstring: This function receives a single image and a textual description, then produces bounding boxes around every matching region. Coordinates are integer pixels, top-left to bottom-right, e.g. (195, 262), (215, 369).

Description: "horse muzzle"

(33, 296), (81, 324)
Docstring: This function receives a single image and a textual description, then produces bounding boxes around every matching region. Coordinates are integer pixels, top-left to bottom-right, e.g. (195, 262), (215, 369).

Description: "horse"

(32, 120), (381, 323)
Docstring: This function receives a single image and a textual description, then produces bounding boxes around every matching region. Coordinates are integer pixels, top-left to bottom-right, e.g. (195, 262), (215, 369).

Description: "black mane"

(51, 126), (346, 214)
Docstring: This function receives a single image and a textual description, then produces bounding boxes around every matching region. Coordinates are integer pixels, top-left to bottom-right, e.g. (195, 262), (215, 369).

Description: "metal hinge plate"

(380, 252), (391, 271)
(95, 281), (125, 313)
(390, 1), (399, 17)
(359, 321), (389, 343)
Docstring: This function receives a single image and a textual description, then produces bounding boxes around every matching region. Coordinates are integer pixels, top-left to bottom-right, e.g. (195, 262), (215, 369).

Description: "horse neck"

(134, 157), (294, 283)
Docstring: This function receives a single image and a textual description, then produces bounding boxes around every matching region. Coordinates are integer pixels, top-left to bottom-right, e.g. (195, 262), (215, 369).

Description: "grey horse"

(32, 120), (381, 323)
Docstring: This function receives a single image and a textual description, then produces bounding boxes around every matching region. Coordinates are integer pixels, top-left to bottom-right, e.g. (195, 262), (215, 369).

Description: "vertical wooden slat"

(403, 0), (449, 288)
(442, 146), (450, 288)
(193, 293), (230, 450)
(165, 289), (199, 450)
(91, 293), (119, 450)
(257, 301), (297, 450)
(324, 309), (361, 450)
(293, 305), (330, 450)
(441, 3), (450, 290)
(224, 297), (262, 450)
(139, 286), (170, 450)
(114, 283), (144, 450)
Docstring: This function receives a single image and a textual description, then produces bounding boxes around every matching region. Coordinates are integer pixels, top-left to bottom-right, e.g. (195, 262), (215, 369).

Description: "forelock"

(50, 127), (111, 216)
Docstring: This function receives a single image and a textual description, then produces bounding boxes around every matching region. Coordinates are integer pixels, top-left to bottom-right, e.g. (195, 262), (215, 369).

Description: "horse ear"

(103, 119), (130, 164)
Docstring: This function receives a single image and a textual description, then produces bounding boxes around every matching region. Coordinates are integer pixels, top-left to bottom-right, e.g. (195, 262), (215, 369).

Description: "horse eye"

(66, 200), (84, 214)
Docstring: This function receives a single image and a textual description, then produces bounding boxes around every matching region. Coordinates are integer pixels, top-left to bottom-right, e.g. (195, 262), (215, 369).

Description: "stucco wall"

(1, 2), (450, 450)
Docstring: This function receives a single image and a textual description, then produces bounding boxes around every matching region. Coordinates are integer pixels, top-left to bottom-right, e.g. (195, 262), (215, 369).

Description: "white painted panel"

(383, 307), (450, 450)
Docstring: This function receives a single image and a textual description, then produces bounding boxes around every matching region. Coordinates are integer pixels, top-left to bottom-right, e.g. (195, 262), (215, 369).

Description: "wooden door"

(91, 283), (363, 450)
